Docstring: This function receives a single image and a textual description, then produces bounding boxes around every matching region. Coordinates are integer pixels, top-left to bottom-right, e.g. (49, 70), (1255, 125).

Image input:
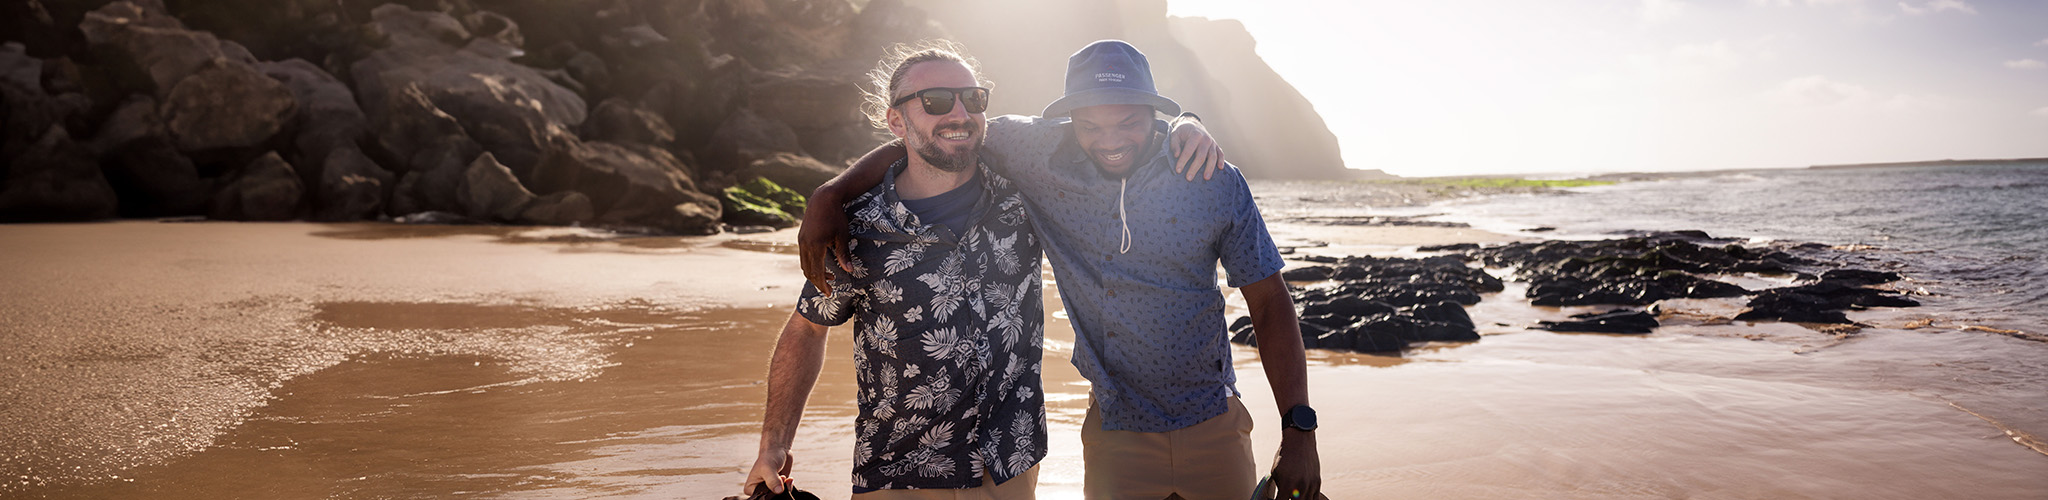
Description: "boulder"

(739, 152), (840, 196)
(640, 55), (747, 150)
(0, 42), (38, 92)
(456, 152), (537, 221)
(519, 190), (595, 226)
(365, 82), (471, 171)
(256, 59), (370, 184)
(0, 126), (119, 221)
(310, 147), (393, 221)
(351, 4), (587, 177)
(701, 0), (859, 70)
(1, 57), (83, 164)
(747, 68), (872, 161)
(385, 135), (484, 217)
(160, 58), (298, 152)
(77, 0), (223, 95)
(208, 151), (302, 221)
(702, 107), (802, 175)
(584, 98), (675, 148)
(530, 140), (719, 235)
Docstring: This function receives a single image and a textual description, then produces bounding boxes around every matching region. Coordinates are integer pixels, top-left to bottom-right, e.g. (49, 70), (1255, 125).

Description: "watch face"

(1289, 405), (1318, 431)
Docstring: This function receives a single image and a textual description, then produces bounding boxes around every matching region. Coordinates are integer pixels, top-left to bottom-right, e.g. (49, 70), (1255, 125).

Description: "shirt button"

(1104, 254), (1113, 262)
(1107, 289), (1117, 298)
(1107, 331), (1118, 338)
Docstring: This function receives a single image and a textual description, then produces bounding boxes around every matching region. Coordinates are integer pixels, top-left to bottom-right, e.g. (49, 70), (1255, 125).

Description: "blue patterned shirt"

(984, 115), (1285, 432)
(797, 159), (1047, 492)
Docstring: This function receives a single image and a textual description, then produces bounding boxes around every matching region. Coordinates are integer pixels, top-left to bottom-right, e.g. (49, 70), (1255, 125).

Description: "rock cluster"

(1, 0), (943, 233)
(1237, 232), (1924, 354)
(1461, 232), (1790, 307)
(1735, 269), (1917, 324)
(1234, 255), (1502, 352)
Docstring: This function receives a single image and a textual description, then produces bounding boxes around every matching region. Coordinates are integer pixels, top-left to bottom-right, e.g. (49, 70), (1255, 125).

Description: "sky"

(1166, 0), (2048, 177)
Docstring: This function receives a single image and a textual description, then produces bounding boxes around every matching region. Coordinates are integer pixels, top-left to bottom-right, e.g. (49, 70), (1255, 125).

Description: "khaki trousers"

(1082, 396), (1258, 500)
(852, 465), (1040, 500)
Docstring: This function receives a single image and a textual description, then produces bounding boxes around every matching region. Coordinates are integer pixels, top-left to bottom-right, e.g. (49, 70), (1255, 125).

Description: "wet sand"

(4, 220), (2046, 498)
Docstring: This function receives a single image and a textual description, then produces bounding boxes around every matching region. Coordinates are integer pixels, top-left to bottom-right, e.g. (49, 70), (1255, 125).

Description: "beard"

(910, 121), (982, 173)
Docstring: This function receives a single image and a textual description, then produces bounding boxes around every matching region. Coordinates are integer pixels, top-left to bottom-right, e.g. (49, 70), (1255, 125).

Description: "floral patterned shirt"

(797, 159), (1047, 492)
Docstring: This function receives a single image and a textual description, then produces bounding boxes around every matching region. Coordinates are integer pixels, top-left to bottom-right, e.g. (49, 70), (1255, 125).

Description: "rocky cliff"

(904, 0), (1375, 180)
(0, 0), (1363, 230)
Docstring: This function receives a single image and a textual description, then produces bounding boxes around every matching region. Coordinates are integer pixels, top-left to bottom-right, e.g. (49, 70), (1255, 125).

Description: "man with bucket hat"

(804, 40), (1321, 500)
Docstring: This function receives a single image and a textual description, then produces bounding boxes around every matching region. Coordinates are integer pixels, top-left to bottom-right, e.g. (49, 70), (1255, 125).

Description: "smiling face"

(887, 60), (985, 173)
(1068, 104), (1156, 177)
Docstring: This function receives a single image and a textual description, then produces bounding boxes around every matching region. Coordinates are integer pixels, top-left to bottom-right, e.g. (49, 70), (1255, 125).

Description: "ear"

(886, 106), (908, 139)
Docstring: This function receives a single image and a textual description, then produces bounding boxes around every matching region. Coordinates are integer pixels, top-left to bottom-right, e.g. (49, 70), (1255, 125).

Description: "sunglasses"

(891, 87), (990, 116)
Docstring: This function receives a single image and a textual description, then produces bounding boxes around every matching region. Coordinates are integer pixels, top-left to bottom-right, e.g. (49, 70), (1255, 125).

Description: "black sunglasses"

(891, 87), (990, 116)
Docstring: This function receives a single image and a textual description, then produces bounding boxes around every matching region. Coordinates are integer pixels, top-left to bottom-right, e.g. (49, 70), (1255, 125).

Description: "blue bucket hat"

(1042, 40), (1181, 118)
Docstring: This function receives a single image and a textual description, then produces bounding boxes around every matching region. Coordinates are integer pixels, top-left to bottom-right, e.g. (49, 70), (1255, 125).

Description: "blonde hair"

(860, 39), (992, 131)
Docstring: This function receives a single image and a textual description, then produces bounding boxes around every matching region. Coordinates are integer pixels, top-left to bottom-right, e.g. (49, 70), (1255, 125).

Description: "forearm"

(758, 310), (831, 453)
(1244, 274), (1309, 412)
(810, 143), (904, 205)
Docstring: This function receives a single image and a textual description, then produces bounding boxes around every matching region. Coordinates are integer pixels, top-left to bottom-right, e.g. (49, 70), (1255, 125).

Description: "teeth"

(1105, 152), (1125, 161)
(941, 132), (968, 140)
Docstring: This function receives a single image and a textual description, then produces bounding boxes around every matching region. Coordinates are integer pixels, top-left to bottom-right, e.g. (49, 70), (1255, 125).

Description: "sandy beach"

(5, 214), (2045, 499)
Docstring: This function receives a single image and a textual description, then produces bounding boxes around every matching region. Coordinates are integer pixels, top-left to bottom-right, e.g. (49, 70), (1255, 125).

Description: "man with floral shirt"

(744, 42), (1046, 499)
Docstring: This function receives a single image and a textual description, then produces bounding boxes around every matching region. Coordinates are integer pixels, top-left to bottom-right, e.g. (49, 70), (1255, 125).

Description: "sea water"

(1424, 163), (2047, 335)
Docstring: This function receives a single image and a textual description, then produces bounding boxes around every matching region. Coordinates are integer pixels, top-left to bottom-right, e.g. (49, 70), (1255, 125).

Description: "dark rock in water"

(457, 152), (537, 222)
(162, 58), (298, 152)
(1467, 236), (1788, 307)
(740, 152), (841, 196)
(1296, 255), (1340, 264)
(520, 191), (594, 226)
(1536, 309), (1659, 334)
(0, 126), (119, 221)
(1409, 300), (1477, 330)
(1735, 277), (1919, 324)
(1819, 269), (1903, 287)
(310, 148), (392, 222)
(209, 151), (302, 221)
(1301, 295), (1397, 319)
(1238, 253), (1496, 352)
(1281, 265), (1335, 282)
(1418, 243), (1480, 252)
(1736, 290), (1850, 324)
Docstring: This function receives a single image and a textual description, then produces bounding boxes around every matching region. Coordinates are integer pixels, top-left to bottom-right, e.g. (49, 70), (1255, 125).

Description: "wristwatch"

(1281, 404), (1318, 432)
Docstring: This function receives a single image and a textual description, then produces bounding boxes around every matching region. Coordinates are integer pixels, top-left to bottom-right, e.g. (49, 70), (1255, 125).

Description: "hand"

(796, 189), (853, 296)
(743, 448), (795, 495)
(1268, 430), (1321, 500)
(1169, 116), (1225, 181)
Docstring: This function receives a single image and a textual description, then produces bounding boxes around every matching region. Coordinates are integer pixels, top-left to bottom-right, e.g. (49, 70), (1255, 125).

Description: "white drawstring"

(1117, 177), (1132, 254)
